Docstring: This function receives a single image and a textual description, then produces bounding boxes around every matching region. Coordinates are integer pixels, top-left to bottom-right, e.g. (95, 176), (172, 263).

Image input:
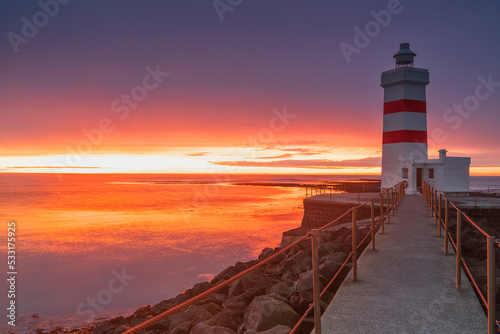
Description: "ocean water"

(0, 173), (498, 333)
(0, 173), (311, 333)
(469, 175), (500, 193)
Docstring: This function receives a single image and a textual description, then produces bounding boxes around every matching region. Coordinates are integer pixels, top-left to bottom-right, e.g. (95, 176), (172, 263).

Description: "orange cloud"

(211, 157), (381, 169)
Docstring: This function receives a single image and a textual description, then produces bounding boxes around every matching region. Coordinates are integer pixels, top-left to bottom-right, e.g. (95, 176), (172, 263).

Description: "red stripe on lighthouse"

(383, 99), (426, 114)
(383, 130), (427, 144)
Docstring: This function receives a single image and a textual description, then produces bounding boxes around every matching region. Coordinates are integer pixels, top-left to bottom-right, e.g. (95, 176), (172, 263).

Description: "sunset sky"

(1, 0), (499, 175)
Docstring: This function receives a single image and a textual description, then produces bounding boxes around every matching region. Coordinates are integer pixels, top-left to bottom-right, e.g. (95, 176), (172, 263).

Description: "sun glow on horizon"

(1, 146), (499, 176)
(0, 144), (385, 175)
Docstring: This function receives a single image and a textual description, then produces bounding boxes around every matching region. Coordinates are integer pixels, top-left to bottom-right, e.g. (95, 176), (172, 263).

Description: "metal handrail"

(123, 182), (404, 334)
(423, 181), (498, 333)
(292, 182), (404, 334)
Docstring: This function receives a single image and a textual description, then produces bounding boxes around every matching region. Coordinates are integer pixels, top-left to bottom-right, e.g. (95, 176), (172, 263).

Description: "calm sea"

(0, 173), (498, 333)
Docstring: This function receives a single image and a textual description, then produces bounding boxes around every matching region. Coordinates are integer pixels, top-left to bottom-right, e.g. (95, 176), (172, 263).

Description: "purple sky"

(1, 0), (499, 173)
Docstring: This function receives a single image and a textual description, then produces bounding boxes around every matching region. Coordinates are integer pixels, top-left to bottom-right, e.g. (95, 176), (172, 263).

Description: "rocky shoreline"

(38, 219), (374, 334)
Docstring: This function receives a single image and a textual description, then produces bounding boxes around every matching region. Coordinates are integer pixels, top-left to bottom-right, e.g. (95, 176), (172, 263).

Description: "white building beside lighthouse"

(381, 43), (471, 196)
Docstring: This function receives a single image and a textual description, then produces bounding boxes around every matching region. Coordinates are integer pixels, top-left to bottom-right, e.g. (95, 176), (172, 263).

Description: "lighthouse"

(380, 43), (471, 195)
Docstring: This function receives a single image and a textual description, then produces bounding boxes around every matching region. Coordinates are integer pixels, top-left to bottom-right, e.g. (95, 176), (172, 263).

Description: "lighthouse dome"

(393, 43), (416, 67)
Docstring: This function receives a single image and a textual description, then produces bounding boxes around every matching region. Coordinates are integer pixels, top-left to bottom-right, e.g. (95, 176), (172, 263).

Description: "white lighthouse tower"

(380, 43), (471, 195)
(381, 43), (429, 193)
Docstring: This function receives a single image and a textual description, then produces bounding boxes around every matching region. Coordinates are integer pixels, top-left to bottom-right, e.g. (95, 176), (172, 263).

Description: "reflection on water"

(0, 174), (305, 332)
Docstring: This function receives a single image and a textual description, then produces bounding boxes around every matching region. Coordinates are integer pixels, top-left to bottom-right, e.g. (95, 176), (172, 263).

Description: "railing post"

(393, 188), (396, 211)
(430, 187), (433, 214)
(380, 192), (384, 234)
(371, 199), (375, 251)
(391, 189), (394, 215)
(399, 183), (402, 202)
(434, 190), (437, 225)
(352, 207), (357, 281)
(425, 183), (428, 205)
(456, 210), (462, 290)
(311, 229), (322, 334)
(386, 190), (391, 224)
(438, 193), (442, 237)
(444, 198), (449, 254)
(487, 236), (496, 334)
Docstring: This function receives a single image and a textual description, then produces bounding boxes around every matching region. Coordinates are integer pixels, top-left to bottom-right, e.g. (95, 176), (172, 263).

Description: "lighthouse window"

(402, 168), (409, 179)
(429, 169), (434, 179)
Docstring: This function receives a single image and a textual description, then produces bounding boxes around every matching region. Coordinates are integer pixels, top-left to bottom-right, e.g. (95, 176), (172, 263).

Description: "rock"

(212, 262), (249, 284)
(149, 318), (170, 331)
(206, 310), (244, 332)
(244, 325), (292, 334)
(259, 276), (283, 294)
(263, 266), (284, 277)
(168, 305), (213, 332)
(258, 248), (285, 265)
(228, 278), (245, 297)
(325, 252), (347, 264)
(128, 305), (153, 326)
(195, 294), (227, 307)
(270, 282), (295, 298)
(295, 270), (314, 293)
(281, 271), (298, 283)
(295, 270), (327, 313)
(191, 323), (236, 334)
(201, 302), (222, 316)
(94, 323), (118, 334)
(462, 236), (480, 253)
(172, 321), (192, 334)
(243, 286), (265, 304)
(266, 292), (293, 307)
(222, 296), (247, 312)
(298, 290), (314, 312)
(113, 325), (131, 334)
(242, 272), (264, 291)
(151, 300), (177, 316)
(319, 260), (341, 278)
(243, 295), (300, 331)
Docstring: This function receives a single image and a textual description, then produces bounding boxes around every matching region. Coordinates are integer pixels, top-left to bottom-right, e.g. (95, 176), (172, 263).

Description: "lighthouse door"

(416, 168), (423, 192)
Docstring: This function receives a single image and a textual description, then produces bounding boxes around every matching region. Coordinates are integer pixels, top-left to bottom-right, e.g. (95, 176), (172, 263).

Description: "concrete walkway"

(319, 195), (487, 334)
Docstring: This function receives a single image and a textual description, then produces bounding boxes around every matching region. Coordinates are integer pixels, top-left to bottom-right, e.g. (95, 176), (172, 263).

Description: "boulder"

(212, 262), (249, 284)
(242, 272), (264, 291)
(113, 325), (131, 334)
(168, 305), (213, 332)
(172, 321), (192, 334)
(319, 260), (342, 279)
(228, 278), (245, 297)
(191, 323), (236, 334)
(195, 294), (227, 307)
(295, 270), (314, 293)
(94, 323), (118, 334)
(244, 325), (292, 334)
(128, 305), (153, 326)
(325, 252), (347, 264)
(149, 318), (170, 331)
(270, 282), (295, 298)
(266, 292), (293, 307)
(258, 248), (285, 264)
(243, 286), (265, 304)
(243, 295), (300, 331)
(263, 266), (284, 277)
(222, 296), (247, 312)
(151, 300), (177, 316)
(206, 310), (244, 332)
